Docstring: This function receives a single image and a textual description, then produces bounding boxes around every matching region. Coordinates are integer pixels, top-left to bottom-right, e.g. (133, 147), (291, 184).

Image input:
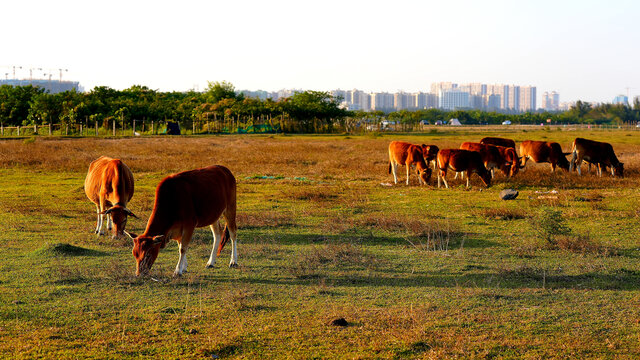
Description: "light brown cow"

(84, 156), (136, 238)
(570, 138), (624, 177)
(480, 137), (516, 149)
(388, 141), (432, 185)
(125, 165), (237, 276)
(459, 142), (514, 178)
(519, 140), (570, 172)
(437, 149), (492, 188)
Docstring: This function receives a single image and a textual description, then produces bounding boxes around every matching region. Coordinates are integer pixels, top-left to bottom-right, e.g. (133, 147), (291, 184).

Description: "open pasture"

(1, 129), (640, 359)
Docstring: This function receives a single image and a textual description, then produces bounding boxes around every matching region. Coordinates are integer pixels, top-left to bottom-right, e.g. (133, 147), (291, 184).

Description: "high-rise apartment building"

(370, 92), (395, 111)
(439, 88), (470, 110)
(414, 92), (438, 109)
(542, 91), (560, 111)
(394, 92), (415, 110)
(519, 86), (537, 112)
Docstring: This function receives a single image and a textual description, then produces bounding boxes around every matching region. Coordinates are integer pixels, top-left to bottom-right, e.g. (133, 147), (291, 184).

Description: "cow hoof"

(205, 264), (214, 269)
(229, 263), (238, 269)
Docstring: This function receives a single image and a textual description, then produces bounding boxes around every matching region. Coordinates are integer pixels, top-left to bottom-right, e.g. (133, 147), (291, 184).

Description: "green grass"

(1, 130), (640, 358)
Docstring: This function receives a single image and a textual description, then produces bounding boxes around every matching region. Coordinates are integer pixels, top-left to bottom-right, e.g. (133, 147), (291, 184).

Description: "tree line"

(1, 81), (639, 134)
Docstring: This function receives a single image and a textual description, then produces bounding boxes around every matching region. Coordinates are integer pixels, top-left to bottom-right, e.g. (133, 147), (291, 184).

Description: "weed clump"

(34, 243), (103, 257)
(531, 207), (571, 245)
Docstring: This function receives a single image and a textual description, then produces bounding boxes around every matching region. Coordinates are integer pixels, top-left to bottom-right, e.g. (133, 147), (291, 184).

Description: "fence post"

(133, 120), (136, 135)
(49, 123), (52, 135)
(151, 121), (154, 135)
(113, 119), (116, 136)
(193, 121), (195, 135)
(80, 124), (83, 136)
(95, 121), (98, 136)
(1, 123), (3, 136)
(34, 124), (38, 135)
(17, 126), (20, 136)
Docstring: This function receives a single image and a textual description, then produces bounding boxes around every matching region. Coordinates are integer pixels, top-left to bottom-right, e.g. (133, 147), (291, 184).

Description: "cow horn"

(124, 231), (137, 240)
(152, 235), (165, 245)
(124, 207), (139, 219)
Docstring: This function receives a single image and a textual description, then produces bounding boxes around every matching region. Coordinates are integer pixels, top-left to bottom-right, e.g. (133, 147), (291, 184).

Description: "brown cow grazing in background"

(480, 137), (516, 150)
(84, 156), (137, 238)
(570, 138), (624, 177)
(519, 140), (570, 172)
(437, 149), (492, 189)
(388, 141), (432, 185)
(126, 165), (237, 276)
(421, 144), (439, 170)
(459, 142), (513, 178)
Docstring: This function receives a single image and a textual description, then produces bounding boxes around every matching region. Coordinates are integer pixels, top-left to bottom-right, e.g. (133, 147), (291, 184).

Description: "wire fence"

(1, 120), (639, 137)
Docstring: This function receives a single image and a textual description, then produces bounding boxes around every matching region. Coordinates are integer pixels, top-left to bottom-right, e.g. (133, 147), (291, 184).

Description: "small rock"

(330, 318), (348, 327)
(499, 189), (519, 200)
(189, 329), (198, 335)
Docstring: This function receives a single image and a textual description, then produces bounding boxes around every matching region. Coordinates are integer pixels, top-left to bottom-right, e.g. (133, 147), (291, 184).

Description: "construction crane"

(58, 68), (68, 82)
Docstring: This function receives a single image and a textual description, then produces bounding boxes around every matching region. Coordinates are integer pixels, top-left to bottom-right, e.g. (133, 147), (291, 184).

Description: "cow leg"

(227, 225), (239, 268)
(490, 168), (495, 179)
(206, 221), (223, 268)
(550, 163), (556, 173)
(95, 206), (103, 235)
(438, 170), (449, 189)
(391, 161), (399, 184)
(466, 171), (471, 188)
(174, 239), (190, 277)
(405, 164), (411, 185)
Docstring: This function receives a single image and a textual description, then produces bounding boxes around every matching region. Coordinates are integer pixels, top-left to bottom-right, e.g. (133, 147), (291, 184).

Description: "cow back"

(480, 137), (516, 149)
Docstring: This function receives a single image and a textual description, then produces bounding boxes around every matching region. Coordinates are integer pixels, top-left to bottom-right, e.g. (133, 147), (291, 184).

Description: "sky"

(2, 0), (639, 104)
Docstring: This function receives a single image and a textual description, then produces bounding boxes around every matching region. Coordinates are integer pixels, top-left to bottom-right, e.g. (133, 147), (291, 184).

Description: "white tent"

(449, 118), (462, 126)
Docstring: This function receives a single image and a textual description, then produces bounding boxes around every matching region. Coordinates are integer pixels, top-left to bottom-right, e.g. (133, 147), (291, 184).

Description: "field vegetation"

(1, 129), (639, 358)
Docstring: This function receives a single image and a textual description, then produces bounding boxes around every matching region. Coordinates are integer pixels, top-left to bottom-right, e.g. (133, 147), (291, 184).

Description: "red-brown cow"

(480, 137), (516, 149)
(421, 144), (439, 170)
(570, 138), (624, 177)
(437, 149), (492, 188)
(519, 140), (570, 172)
(84, 156), (136, 238)
(126, 165), (238, 276)
(459, 142), (515, 178)
(388, 141), (432, 185)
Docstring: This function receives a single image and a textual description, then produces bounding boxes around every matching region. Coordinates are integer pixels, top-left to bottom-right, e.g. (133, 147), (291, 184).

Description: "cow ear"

(124, 231), (137, 240)
(152, 235), (165, 245)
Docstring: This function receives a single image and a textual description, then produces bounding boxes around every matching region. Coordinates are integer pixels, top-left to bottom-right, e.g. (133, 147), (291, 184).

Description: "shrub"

(531, 207), (571, 245)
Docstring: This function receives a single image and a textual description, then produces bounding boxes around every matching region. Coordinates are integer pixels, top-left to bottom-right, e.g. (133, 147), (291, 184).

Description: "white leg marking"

(391, 162), (398, 184)
(174, 243), (188, 276)
(206, 221), (222, 268)
(405, 165), (410, 185)
(229, 229), (238, 267)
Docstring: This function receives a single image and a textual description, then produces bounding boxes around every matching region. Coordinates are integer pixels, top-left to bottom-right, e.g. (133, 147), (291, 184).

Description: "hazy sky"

(2, 0), (639, 103)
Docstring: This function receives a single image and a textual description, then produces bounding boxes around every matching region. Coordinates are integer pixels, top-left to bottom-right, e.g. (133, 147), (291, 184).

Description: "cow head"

(479, 168), (492, 187)
(418, 167), (432, 185)
(126, 232), (164, 276)
(614, 163), (624, 178)
(103, 205), (138, 238)
(506, 149), (520, 177)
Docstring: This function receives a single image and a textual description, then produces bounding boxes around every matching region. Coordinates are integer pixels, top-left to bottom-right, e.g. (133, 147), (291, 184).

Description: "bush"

(531, 207), (571, 245)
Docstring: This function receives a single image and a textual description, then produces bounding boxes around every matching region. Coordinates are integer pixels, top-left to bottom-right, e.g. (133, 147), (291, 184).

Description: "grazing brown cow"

(570, 138), (624, 177)
(519, 140), (570, 172)
(437, 149), (492, 188)
(422, 144), (440, 170)
(480, 137), (516, 149)
(84, 156), (136, 238)
(388, 141), (432, 185)
(126, 165), (238, 276)
(459, 142), (514, 178)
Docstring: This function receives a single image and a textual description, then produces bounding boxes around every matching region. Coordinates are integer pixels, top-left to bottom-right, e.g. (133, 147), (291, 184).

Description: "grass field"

(1, 129), (640, 359)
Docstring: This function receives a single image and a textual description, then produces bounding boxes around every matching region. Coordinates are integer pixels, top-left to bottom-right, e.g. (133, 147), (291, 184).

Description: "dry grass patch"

(554, 234), (618, 257)
(236, 211), (294, 229)
(289, 243), (382, 279)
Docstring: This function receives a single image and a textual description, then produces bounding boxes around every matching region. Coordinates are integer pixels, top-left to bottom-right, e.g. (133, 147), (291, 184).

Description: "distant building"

(613, 94), (629, 105)
(542, 91), (560, 111)
(0, 79), (81, 94)
(439, 88), (470, 110)
(414, 92), (437, 109)
(394, 92), (415, 110)
(519, 86), (536, 112)
(370, 92), (395, 111)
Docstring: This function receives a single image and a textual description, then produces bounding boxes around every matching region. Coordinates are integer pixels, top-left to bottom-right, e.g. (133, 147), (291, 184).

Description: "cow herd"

(388, 137), (624, 188)
(82, 136), (623, 277)
(84, 157), (238, 276)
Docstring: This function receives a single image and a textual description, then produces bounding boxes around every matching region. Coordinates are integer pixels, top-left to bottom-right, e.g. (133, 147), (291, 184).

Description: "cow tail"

(216, 224), (230, 256)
